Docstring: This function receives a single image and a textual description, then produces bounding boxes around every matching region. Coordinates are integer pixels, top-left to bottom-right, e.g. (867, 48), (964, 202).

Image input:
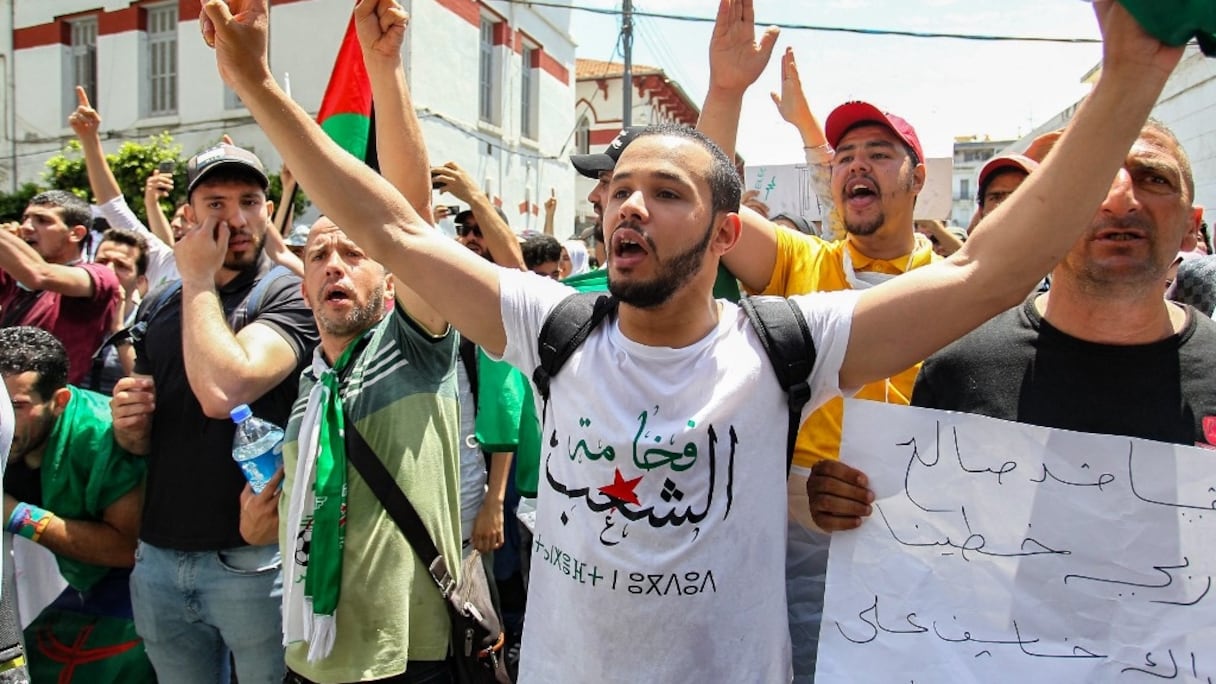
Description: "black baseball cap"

(570, 127), (644, 179)
(186, 143), (269, 198)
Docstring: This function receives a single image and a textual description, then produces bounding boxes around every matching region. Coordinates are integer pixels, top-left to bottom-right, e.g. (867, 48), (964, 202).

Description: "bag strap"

(532, 292), (617, 415)
(345, 410), (458, 599)
(233, 263), (294, 330)
(458, 337), (480, 416)
(740, 296), (816, 476)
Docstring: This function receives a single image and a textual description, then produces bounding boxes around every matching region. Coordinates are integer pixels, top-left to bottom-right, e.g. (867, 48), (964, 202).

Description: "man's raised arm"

(353, 0), (446, 335)
(202, 0), (507, 354)
(838, 0), (1184, 390)
(696, 0), (782, 292)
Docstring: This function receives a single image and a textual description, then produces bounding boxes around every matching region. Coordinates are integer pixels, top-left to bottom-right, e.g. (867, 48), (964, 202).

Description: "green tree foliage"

(0, 132), (307, 226)
(43, 133), (183, 224)
(0, 183), (43, 223)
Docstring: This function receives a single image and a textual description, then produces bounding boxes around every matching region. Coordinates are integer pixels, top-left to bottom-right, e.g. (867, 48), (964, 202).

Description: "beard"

(1071, 214), (1167, 287)
(844, 212), (884, 237)
(608, 218), (715, 309)
(223, 229), (266, 271)
(842, 171), (916, 237)
(315, 282), (387, 337)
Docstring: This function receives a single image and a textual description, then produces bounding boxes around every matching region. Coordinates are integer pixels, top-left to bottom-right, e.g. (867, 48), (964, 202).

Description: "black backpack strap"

(458, 337), (480, 416)
(740, 296), (816, 476)
(532, 293), (617, 412)
(232, 264), (295, 330)
(120, 279), (183, 349)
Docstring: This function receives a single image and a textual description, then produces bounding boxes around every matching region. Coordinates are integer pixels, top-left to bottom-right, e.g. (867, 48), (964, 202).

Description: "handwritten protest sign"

(818, 400), (1215, 683)
(744, 158), (954, 226)
(743, 164), (822, 221)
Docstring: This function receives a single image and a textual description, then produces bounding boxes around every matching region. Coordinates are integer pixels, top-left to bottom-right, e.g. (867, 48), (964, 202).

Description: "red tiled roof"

(576, 58), (664, 80)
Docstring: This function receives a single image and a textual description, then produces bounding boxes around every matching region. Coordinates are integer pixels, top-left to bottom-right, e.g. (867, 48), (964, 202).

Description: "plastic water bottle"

(230, 404), (284, 494)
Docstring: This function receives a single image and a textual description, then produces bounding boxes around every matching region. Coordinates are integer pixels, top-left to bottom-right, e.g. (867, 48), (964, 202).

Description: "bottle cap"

(229, 404), (252, 423)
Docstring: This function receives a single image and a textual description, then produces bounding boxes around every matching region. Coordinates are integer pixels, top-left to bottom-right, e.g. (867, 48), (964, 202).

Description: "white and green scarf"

(283, 335), (367, 662)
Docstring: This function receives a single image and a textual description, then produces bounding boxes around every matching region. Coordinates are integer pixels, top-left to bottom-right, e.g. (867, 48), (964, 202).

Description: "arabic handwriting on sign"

(1064, 558), (1212, 607)
(1123, 650), (1178, 680)
(632, 409), (697, 472)
(1028, 462), (1116, 490)
(835, 598), (1105, 661)
(949, 425), (1017, 484)
(1125, 441), (1216, 512)
(834, 595), (928, 644)
(875, 503), (1070, 561)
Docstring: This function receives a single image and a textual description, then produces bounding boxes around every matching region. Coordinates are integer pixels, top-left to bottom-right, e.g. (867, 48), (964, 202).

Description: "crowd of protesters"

(0, 0), (1208, 682)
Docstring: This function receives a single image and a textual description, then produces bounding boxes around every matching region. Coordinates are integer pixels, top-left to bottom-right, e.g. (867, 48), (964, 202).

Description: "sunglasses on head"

(457, 224), (483, 238)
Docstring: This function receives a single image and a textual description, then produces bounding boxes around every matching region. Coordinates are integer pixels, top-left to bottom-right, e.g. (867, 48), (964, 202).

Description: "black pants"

(284, 660), (451, 684)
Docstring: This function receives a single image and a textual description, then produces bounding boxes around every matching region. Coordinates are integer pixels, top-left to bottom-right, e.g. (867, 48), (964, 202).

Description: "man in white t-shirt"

(203, 0), (1181, 679)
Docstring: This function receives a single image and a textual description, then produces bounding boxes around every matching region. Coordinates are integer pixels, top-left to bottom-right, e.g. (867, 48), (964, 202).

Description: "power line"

(505, 0), (1102, 44)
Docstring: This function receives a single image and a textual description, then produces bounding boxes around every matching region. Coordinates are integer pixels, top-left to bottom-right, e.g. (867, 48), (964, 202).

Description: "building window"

(575, 116), (590, 155)
(521, 46), (538, 140)
(69, 18), (98, 107)
(959, 178), (971, 201)
(479, 18), (497, 124)
(146, 4), (178, 116)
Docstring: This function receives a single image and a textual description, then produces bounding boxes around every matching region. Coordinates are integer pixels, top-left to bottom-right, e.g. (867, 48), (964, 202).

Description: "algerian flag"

(317, 13), (377, 166)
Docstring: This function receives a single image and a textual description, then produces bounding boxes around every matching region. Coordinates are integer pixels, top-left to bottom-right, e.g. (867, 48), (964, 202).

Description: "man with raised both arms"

(200, 0), (1181, 679)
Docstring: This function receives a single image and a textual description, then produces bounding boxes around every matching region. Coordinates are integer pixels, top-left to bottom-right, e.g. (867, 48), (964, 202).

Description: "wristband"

(6, 502), (54, 542)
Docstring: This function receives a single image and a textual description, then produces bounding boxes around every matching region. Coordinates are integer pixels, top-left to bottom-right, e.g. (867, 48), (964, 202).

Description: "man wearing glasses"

(431, 161), (515, 265)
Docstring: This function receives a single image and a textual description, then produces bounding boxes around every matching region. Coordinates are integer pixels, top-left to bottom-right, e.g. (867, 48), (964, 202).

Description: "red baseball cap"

(825, 101), (924, 165)
(978, 154), (1039, 192)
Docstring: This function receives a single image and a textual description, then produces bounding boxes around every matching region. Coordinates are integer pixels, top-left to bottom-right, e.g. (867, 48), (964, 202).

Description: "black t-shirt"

(4, 459), (42, 508)
(134, 255), (318, 550)
(912, 297), (1216, 446)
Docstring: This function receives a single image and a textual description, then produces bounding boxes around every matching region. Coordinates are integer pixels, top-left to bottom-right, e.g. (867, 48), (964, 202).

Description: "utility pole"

(621, 0), (634, 127)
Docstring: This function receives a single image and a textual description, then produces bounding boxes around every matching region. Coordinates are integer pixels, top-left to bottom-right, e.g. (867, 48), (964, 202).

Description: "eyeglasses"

(456, 224), (483, 238)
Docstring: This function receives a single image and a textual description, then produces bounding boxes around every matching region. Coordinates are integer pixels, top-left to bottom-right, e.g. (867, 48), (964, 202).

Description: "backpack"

(531, 293), (816, 475)
(87, 264), (296, 391)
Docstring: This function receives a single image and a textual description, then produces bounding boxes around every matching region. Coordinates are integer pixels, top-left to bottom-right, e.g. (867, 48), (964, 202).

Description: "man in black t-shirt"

(109, 144), (318, 684)
(808, 121), (1216, 531)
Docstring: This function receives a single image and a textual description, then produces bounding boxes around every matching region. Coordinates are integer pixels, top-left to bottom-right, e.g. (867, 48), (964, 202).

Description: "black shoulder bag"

(344, 420), (511, 684)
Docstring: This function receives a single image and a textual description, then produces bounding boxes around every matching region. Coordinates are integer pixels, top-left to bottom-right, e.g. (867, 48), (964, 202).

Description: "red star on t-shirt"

(598, 468), (643, 506)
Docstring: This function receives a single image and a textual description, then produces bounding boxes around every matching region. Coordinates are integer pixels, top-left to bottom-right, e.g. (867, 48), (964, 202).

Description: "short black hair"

(633, 123), (742, 216)
(28, 190), (92, 232)
(521, 234), (564, 270)
(99, 226), (150, 276)
(0, 327), (68, 398)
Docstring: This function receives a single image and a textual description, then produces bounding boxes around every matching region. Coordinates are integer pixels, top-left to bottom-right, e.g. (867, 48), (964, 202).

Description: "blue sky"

(569, 0), (1105, 163)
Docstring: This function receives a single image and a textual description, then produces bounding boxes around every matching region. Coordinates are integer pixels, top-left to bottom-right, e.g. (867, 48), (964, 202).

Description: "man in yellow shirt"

(696, 4), (937, 679)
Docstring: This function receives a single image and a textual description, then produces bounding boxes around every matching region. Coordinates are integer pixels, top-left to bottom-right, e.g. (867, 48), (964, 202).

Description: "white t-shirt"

(456, 351), (488, 539)
(496, 269), (860, 683)
(94, 196), (179, 290)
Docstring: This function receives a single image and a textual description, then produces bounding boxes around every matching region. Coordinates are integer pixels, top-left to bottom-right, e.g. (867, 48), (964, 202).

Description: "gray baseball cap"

(186, 143), (269, 198)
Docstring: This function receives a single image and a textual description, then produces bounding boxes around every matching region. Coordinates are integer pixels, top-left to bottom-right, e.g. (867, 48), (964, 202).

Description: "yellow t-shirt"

(759, 227), (938, 474)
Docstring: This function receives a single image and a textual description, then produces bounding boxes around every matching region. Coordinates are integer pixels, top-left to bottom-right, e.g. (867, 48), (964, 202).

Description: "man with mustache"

(201, 0), (1180, 679)
(109, 143), (318, 683)
(695, 3), (940, 677)
(0, 190), (120, 387)
(814, 120), (1216, 546)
